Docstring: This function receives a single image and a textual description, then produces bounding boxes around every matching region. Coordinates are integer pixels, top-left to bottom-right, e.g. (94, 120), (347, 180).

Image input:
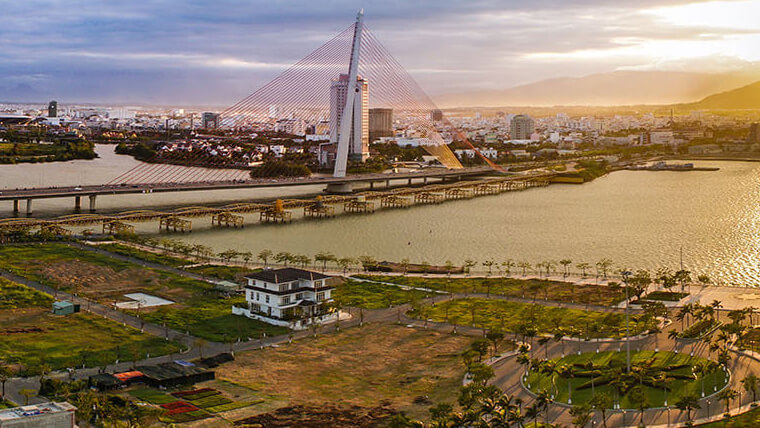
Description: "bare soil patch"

(233, 404), (396, 428)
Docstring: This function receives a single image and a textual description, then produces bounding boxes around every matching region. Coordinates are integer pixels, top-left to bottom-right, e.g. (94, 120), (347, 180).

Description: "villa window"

(265, 295), (270, 303)
(316, 292), (325, 301)
(281, 296), (291, 305)
(279, 284), (288, 292)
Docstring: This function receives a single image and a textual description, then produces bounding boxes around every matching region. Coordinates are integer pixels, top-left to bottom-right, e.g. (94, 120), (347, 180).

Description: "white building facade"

(233, 268), (336, 329)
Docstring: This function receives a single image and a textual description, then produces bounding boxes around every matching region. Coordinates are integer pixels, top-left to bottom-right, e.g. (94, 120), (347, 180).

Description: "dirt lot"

(215, 324), (474, 422)
(40, 260), (192, 302)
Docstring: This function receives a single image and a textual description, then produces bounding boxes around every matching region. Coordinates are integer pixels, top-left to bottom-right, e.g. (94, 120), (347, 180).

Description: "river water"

(2, 145), (760, 286)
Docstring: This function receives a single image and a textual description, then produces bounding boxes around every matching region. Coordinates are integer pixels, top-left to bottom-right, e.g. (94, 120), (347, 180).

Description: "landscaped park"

(4, 239), (760, 426)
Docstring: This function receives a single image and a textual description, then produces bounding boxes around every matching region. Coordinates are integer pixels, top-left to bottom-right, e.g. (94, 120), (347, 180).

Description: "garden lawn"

(0, 278), (53, 309)
(698, 406), (760, 427)
(215, 323), (474, 421)
(411, 298), (657, 338)
(96, 243), (190, 267)
(526, 351), (728, 409)
(185, 264), (253, 281)
(333, 279), (430, 309)
(137, 296), (286, 342)
(354, 275), (627, 306)
(0, 310), (180, 372)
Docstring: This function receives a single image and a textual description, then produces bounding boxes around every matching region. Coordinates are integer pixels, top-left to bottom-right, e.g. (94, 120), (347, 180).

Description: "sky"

(1, 0), (759, 106)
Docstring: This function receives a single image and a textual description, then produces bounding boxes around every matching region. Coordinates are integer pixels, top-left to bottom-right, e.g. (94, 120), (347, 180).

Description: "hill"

(684, 80), (760, 109)
(434, 71), (760, 108)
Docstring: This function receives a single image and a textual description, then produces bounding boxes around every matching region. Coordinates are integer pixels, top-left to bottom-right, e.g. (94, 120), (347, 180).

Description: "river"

(2, 145), (760, 286)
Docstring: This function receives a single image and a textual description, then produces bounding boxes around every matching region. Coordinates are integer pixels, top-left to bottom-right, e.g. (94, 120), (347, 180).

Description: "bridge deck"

(0, 167), (495, 201)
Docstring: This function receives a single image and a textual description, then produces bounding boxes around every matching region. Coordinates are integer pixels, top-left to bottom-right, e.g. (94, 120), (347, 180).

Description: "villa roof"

(244, 268), (330, 284)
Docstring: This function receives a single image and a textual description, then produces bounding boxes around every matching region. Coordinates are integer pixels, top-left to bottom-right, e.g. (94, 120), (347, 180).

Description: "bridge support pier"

(423, 177), (428, 184)
(12, 200), (19, 215)
(325, 182), (353, 194)
(408, 178), (412, 185)
(386, 179), (390, 188)
(74, 196), (81, 213)
(88, 195), (97, 213)
(369, 182), (374, 190)
(25, 199), (33, 217)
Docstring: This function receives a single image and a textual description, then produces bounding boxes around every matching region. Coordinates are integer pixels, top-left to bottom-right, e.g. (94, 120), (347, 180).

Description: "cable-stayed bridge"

(2, 11), (505, 217)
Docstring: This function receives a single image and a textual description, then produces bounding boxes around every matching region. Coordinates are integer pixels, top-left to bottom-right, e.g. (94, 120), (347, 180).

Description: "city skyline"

(2, 0), (760, 106)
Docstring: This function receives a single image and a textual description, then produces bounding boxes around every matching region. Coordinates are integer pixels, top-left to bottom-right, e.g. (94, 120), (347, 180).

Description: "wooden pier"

(380, 195), (412, 208)
(102, 221), (135, 235)
(304, 204), (335, 219)
(414, 192), (445, 204)
(211, 212), (244, 228)
(344, 198), (375, 213)
(159, 216), (192, 233)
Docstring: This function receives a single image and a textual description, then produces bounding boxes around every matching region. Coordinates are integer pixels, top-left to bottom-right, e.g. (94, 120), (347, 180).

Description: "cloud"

(1, 0), (758, 104)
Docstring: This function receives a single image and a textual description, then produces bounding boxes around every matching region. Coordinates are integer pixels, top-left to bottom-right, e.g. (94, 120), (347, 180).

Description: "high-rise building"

(430, 109), (443, 122)
(330, 73), (369, 162)
(202, 112), (219, 129)
(510, 114), (535, 140)
(748, 123), (759, 144)
(369, 108), (393, 142)
(48, 100), (58, 118)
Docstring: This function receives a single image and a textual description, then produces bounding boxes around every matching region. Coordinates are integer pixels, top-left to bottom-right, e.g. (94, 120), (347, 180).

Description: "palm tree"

(569, 403), (592, 428)
(590, 393), (613, 428)
(19, 388), (36, 405)
(502, 259), (515, 276)
(712, 299), (724, 322)
(577, 262), (590, 278)
(742, 373), (759, 404)
(628, 385), (650, 426)
(557, 363), (576, 404)
(718, 388), (738, 415)
(559, 259), (572, 277)
(675, 393), (701, 425)
(314, 251), (336, 272)
(401, 258), (411, 275)
(482, 259), (495, 275)
(258, 249), (273, 266)
(518, 261), (532, 276)
(463, 258), (476, 276)
(596, 258), (613, 279)
(275, 251), (293, 266)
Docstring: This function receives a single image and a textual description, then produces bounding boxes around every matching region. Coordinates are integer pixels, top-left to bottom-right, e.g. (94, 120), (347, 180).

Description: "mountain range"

(434, 70), (760, 108)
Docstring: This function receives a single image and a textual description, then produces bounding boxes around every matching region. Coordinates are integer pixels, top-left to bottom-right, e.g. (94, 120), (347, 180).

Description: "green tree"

(559, 259), (572, 277)
(675, 393), (701, 425)
(742, 373), (759, 403)
(590, 393), (613, 428)
(315, 251), (337, 272)
(258, 249), (273, 266)
(569, 402), (593, 428)
(718, 387), (738, 415)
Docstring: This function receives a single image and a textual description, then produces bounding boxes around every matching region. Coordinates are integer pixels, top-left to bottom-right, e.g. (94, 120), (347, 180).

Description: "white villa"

(232, 268), (337, 329)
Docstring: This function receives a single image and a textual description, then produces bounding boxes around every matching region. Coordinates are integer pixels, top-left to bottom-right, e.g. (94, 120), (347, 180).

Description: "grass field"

(0, 277), (52, 309)
(137, 296), (286, 342)
(0, 309), (180, 372)
(215, 323), (474, 420)
(354, 275), (627, 306)
(698, 406), (760, 427)
(185, 264), (253, 281)
(0, 243), (279, 343)
(96, 243), (190, 267)
(410, 298), (657, 338)
(526, 351), (728, 409)
(333, 279), (431, 309)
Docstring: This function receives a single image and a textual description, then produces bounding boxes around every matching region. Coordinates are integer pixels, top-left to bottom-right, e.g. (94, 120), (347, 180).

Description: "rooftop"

(0, 402), (76, 421)
(244, 268), (330, 284)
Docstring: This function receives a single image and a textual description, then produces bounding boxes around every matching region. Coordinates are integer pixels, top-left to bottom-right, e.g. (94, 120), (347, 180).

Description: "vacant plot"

(333, 279), (431, 309)
(0, 309), (180, 372)
(410, 298), (657, 338)
(185, 264), (253, 282)
(96, 243), (191, 267)
(0, 277), (52, 309)
(0, 243), (276, 342)
(216, 324), (474, 420)
(355, 275), (627, 306)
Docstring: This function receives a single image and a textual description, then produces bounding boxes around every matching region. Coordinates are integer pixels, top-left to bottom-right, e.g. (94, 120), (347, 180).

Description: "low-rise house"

(0, 402), (77, 428)
(232, 268), (337, 329)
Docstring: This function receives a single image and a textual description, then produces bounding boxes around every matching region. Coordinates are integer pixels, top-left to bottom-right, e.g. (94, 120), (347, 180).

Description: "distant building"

(52, 300), (79, 316)
(430, 109), (444, 122)
(369, 108), (393, 142)
(0, 402), (76, 428)
(749, 123), (759, 144)
(275, 118), (306, 136)
(329, 73), (369, 162)
(233, 268), (337, 329)
(202, 112), (219, 129)
(48, 100), (58, 118)
(510, 115), (534, 140)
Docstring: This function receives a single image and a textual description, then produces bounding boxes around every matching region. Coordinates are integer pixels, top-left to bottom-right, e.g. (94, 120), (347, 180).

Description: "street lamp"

(622, 270), (632, 372)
